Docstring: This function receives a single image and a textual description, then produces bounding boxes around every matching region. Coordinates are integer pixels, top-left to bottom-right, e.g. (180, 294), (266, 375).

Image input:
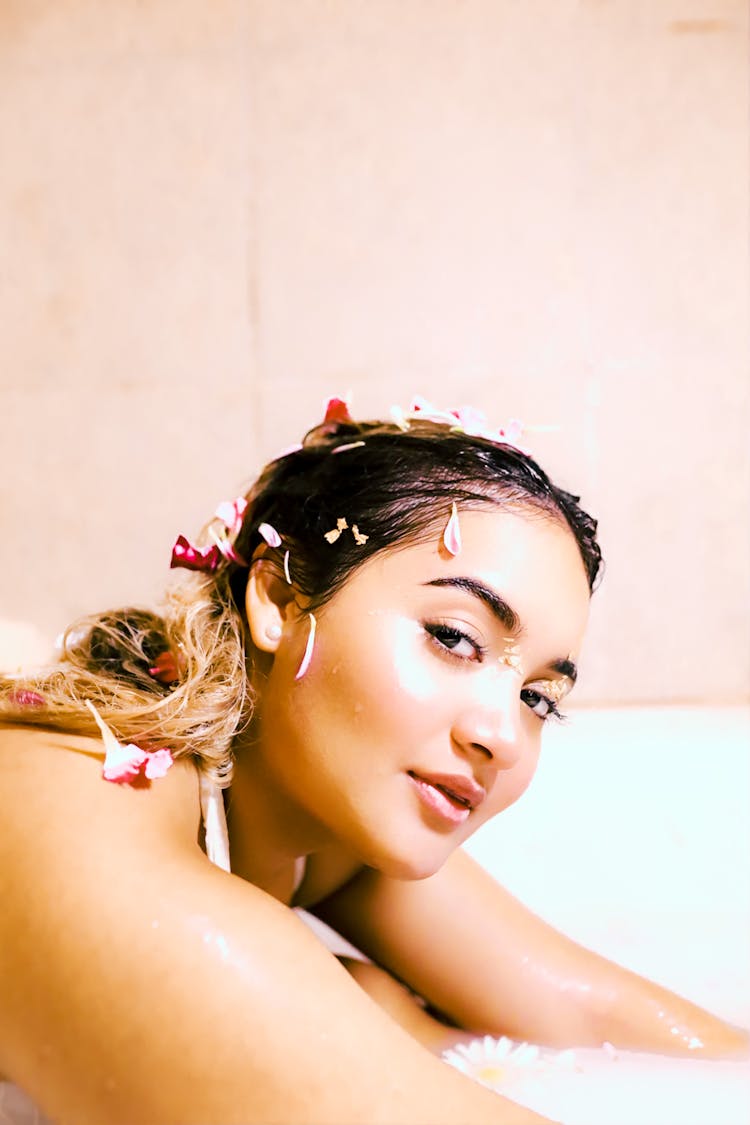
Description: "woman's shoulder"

(0, 722), (201, 854)
(0, 720), (201, 828)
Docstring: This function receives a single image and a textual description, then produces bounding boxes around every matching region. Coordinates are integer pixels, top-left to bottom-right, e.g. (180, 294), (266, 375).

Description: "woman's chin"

(366, 843), (450, 882)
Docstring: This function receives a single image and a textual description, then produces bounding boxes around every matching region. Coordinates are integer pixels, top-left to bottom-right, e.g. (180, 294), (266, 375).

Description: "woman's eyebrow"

(550, 657), (578, 684)
(423, 577), (522, 634)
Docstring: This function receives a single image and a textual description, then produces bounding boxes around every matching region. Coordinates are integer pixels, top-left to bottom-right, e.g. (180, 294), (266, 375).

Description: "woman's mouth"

(407, 770), (484, 827)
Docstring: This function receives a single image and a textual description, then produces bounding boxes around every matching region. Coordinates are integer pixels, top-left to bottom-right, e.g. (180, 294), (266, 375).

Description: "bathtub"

(460, 704), (750, 1125)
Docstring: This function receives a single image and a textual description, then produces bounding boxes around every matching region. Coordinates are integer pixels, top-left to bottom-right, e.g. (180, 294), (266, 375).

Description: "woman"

(0, 398), (745, 1124)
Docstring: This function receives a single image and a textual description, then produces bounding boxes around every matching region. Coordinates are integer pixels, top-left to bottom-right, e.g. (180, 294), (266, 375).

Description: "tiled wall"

(1, 1), (747, 703)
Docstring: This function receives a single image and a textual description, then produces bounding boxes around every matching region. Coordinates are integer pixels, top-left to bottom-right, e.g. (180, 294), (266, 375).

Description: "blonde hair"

(0, 569), (250, 787)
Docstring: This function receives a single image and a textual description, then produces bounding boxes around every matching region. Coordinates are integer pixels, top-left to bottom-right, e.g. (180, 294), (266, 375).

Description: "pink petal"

(86, 701), (156, 786)
(496, 419), (530, 454)
(144, 748), (174, 780)
(331, 441), (365, 454)
(215, 497), (247, 537)
(323, 397), (353, 426)
(389, 404), (410, 431)
(170, 535), (220, 572)
(7, 689), (45, 707)
(208, 526), (246, 565)
(258, 522), (282, 548)
(295, 612), (317, 681)
(453, 405), (489, 436)
(442, 502), (462, 556)
(408, 396), (455, 426)
(148, 651), (182, 684)
(102, 741), (149, 783)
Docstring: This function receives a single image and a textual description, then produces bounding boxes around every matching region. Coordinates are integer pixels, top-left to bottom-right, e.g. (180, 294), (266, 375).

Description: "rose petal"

(442, 502), (462, 556)
(323, 397), (353, 426)
(208, 526), (246, 565)
(258, 522), (282, 548)
(295, 612), (317, 681)
(7, 689), (45, 707)
(331, 441), (365, 454)
(144, 748), (174, 780)
(148, 651), (181, 684)
(215, 497), (247, 537)
(102, 742), (149, 783)
(170, 535), (220, 572)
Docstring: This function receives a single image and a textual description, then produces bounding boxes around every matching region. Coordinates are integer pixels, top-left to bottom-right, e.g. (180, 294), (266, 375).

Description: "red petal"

(323, 397), (353, 426)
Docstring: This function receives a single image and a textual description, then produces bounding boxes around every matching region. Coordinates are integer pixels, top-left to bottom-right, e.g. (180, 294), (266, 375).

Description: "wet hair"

(0, 416), (602, 784)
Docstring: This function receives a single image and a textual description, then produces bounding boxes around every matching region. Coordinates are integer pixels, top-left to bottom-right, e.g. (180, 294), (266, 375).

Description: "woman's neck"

(224, 728), (331, 903)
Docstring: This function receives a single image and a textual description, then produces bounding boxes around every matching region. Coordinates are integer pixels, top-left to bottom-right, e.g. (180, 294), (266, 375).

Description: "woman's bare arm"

(315, 847), (748, 1058)
(0, 729), (554, 1125)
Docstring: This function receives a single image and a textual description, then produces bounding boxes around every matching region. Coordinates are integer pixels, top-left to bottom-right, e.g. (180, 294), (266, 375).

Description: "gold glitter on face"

(498, 637), (523, 675)
(527, 677), (572, 705)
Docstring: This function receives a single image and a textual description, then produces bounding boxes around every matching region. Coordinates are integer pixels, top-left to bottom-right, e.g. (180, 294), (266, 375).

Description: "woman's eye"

(424, 623), (485, 662)
(521, 688), (564, 722)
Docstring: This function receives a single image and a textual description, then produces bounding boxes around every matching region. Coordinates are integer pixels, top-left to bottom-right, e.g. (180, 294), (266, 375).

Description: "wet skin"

(228, 506), (591, 892)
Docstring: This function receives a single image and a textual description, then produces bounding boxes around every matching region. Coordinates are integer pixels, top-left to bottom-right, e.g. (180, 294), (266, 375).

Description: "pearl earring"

(266, 624), (282, 642)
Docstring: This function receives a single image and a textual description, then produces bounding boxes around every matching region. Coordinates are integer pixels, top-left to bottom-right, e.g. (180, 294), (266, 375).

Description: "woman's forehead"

(335, 507), (590, 622)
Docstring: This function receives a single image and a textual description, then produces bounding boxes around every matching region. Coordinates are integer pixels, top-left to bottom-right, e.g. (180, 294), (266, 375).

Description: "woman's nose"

(451, 696), (524, 772)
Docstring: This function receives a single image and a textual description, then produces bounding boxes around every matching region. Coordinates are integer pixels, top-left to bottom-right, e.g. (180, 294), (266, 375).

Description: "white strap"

(199, 775), (231, 873)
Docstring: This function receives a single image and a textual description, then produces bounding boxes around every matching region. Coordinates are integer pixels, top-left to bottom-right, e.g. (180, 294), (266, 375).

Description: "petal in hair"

(324, 517), (348, 544)
(102, 741), (149, 783)
(283, 549), (292, 584)
(442, 502), (462, 557)
(409, 396), (457, 427)
(295, 613), (317, 681)
(351, 524), (369, 545)
(332, 441), (366, 454)
(144, 748), (175, 780)
(86, 700), (174, 785)
(7, 689), (45, 707)
(323, 397), (354, 426)
(207, 525), (245, 566)
(170, 534), (220, 572)
(148, 650), (183, 685)
(215, 497), (247, 538)
(258, 522), (282, 548)
(389, 404), (410, 431)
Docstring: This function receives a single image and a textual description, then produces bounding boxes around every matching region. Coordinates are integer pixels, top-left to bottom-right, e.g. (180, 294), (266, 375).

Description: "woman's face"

(249, 506), (591, 879)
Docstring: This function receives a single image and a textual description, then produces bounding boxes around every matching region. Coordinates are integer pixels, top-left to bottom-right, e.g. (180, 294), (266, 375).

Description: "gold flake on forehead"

(324, 517), (349, 544)
(498, 637), (523, 675)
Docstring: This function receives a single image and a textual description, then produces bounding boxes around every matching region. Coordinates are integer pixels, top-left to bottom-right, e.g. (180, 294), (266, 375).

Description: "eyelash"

(520, 689), (566, 724)
(423, 622), (567, 724)
(424, 622), (487, 663)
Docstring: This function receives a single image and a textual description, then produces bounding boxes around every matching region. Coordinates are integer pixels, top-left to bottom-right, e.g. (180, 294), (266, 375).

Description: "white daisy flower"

(442, 1035), (577, 1092)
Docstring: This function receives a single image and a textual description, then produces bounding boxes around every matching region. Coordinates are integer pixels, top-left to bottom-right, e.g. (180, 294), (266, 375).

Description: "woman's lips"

(407, 770), (485, 827)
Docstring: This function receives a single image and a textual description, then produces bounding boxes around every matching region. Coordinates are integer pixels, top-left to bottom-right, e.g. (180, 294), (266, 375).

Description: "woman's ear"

(244, 553), (299, 653)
